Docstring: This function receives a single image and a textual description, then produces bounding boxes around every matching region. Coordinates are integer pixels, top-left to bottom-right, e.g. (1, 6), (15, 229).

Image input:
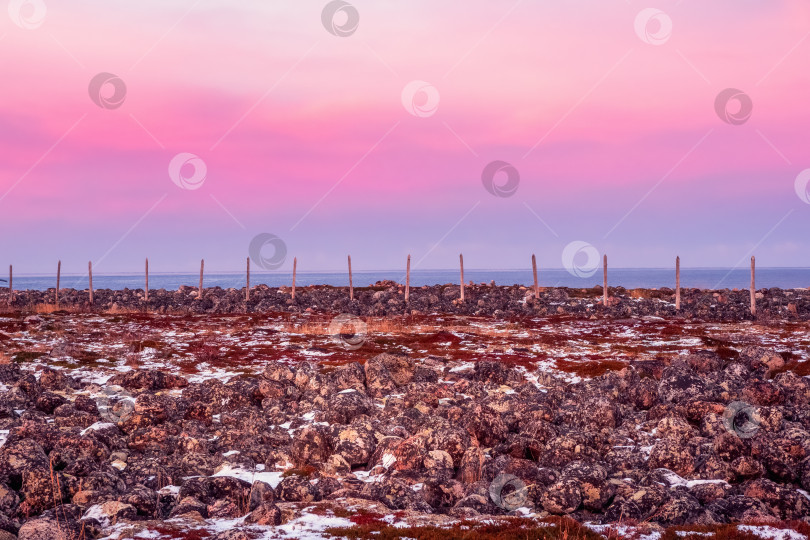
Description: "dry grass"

(33, 303), (63, 314)
(325, 516), (604, 540)
(281, 316), (514, 340)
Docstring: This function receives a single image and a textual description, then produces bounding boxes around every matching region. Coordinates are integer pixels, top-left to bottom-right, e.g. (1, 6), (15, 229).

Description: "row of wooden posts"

(6, 255), (761, 315)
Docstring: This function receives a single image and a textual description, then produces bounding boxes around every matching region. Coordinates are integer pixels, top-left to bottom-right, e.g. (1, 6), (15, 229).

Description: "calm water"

(4, 268), (809, 292)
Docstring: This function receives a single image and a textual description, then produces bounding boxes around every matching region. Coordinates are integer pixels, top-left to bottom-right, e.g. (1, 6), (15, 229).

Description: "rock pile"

(5, 283), (809, 321)
(0, 345), (808, 537)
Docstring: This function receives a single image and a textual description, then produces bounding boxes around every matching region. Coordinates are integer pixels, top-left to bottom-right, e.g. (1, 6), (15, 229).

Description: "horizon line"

(8, 266), (810, 278)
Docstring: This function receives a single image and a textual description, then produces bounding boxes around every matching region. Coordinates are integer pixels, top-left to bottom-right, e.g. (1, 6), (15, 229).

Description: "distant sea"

(5, 268), (809, 292)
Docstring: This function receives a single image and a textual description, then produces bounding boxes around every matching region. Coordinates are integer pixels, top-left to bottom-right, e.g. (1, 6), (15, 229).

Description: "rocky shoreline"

(3, 281), (810, 321)
(0, 328), (809, 538)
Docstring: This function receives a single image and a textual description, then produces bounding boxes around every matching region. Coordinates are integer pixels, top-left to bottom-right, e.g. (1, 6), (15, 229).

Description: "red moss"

(416, 331), (463, 345)
(349, 511), (387, 526)
(151, 526), (212, 539)
(772, 359), (810, 377)
(556, 358), (629, 378)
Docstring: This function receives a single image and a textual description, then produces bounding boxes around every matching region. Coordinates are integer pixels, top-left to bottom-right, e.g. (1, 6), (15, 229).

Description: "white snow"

(81, 422), (116, 435)
(737, 525), (807, 540)
(82, 504), (111, 527)
(382, 453), (397, 469)
(211, 463), (285, 488)
(655, 469), (728, 489)
(271, 511), (354, 539)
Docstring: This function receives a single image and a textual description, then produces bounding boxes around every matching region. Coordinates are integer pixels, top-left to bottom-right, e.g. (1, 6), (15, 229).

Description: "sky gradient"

(1, 0), (809, 275)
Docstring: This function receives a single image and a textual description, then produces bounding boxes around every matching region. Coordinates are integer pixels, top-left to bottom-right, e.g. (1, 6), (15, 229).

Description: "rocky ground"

(3, 281), (810, 321)
(0, 305), (807, 538)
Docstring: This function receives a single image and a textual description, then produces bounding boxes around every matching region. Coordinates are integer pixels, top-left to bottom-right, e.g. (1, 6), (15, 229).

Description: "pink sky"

(1, 0), (809, 274)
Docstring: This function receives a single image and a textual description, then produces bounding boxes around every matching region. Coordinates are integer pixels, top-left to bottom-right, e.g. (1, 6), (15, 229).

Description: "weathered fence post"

(56, 260), (61, 306)
(750, 256), (756, 316)
(532, 254), (539, 299)
(292, 257), (297, 300)
(88, 261), (94, 305)
(199, 259), (204, 300)
(145, 258), (149, 302)
(675, 256), (680, 311)
(459, 254), (465, 302)
(245, 257), (250, 301)
(348, 255), (354, 301)
(602, 254), (608, 307)
(405, 254), (411, 303)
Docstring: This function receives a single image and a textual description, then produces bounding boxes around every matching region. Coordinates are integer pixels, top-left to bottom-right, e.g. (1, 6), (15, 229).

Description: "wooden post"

(8, 265), (12, 306)
(532, 254), (539, 299)
(348, 255), (353, 301)
(405, 254), (411, 302)
(459, 254), (465, 302)
(199, 259), (204, 299)
(292, 257), (297, 300)
(88, 261), (94, 305)
(675, 256), (680, 311)
(145, 258), (149, 302)
(245, 257), (250, 301)
(56, 260), (61, 306)
(750, 255), (756, 316)
(602, 254), (608, 307)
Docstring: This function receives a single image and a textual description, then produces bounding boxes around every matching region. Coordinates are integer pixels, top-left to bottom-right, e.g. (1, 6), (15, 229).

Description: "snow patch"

(211, 463), (285, 488)
(81, 422), (116, 436)
(737, 525), (807, 540)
